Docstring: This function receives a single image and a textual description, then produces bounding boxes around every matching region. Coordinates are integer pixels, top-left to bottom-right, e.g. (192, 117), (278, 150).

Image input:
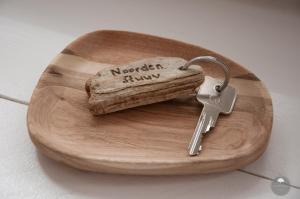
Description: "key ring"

(180, 56), (230, 92)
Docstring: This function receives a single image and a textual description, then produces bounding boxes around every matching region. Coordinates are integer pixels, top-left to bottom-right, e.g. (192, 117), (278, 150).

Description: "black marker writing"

(123, 74), (161, 83)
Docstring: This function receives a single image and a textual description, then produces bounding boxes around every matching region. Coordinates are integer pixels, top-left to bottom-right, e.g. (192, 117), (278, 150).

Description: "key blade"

(188, 105), (219, 156)
(188, 111), (207, 155)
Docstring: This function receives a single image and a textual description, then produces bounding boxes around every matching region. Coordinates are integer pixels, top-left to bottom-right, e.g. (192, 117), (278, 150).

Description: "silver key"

(188, 76), (237, 156)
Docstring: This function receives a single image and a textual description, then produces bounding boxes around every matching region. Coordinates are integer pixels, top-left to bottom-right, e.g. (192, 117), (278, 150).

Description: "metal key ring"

(180, 56), (230, 92)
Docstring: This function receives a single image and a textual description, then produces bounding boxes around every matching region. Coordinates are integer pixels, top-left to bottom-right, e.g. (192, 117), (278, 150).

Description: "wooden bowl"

(27, 30), (273, 175)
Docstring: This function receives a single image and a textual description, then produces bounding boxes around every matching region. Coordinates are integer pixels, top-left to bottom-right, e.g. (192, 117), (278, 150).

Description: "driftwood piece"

(86, 57), (204, 115)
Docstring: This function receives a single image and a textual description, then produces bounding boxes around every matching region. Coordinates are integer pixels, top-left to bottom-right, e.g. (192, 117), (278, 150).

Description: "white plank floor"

(0, 0), (300, 198)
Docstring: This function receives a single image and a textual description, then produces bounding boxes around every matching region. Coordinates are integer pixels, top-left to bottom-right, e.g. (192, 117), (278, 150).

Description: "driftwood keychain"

(86, 57), (204, 115)
(86, 55), (237, 156)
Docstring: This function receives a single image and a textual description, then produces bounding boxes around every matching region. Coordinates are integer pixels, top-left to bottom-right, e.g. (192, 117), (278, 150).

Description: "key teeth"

(206, 117), (217, 131)
(188, 145), (202, 156)
(205, 122), (213, 132)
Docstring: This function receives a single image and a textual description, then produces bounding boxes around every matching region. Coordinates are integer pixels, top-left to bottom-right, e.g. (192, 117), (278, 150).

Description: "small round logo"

(271, 177), (290, 196)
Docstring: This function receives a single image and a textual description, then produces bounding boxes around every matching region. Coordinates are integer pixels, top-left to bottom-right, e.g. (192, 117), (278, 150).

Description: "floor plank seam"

(0, 94), (29, 105)
(238, 169), (300, 189)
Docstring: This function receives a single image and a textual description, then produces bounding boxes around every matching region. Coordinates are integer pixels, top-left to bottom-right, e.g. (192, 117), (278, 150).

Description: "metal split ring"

(180, 56), (230, 92)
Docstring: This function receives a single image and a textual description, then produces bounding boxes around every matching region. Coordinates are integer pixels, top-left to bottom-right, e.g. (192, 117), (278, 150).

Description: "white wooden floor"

(0, 0), (300, 198)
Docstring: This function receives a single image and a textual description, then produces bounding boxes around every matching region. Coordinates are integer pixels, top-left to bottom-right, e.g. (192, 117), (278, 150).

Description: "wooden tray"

(27, 30), (273, 175)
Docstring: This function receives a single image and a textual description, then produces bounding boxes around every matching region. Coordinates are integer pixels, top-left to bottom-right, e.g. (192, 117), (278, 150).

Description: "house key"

(180, 56), (237, 156)
(188, 76), (237, 155)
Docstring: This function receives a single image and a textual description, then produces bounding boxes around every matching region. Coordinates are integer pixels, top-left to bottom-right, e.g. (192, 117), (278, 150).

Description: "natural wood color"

(27, 30), (273, 175)
(85, 57), (204, 115)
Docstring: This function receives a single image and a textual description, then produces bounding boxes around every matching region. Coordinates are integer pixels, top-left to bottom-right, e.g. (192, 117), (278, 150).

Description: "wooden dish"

(27, 30), (273, 175)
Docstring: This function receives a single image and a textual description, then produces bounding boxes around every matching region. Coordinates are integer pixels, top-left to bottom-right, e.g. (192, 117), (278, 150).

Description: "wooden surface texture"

(27, 30), (273, 175)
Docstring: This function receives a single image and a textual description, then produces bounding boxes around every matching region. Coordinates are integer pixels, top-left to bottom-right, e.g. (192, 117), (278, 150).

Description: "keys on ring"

(180, 56), (237, 156)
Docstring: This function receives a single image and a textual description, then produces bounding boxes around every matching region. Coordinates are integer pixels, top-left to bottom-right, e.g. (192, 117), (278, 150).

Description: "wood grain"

(85, 57), (204, 115)
(27, 30), (273, 175)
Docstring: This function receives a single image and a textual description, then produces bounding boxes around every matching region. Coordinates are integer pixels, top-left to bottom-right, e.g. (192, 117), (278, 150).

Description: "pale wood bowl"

(27, 30), (273, 175)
